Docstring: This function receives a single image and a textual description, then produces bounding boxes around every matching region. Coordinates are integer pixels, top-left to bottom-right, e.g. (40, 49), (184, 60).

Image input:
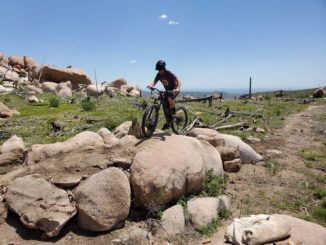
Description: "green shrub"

(311, 199), (326, 225)
(81, 98), (96, 111)
(49, 97), (60, 107)
(313, 188), (326, 199)
(196, 218), (221, 236)
(104, 117), (123, 131)
(203, 169), (226, 197)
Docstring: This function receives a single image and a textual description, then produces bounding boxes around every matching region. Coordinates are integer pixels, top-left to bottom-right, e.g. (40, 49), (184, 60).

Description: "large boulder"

(0, 55), (9, 66)
(57, 87), (72, 98)
(25, 131), (107, 166)
(109, 78), (127, 89)
(129, 89), (141, 97)
(8, 56), (25, 68)
(42, 81), (58, 93)
(274, 214), (326, 245)
(0, 132), (140, 187)
(120, 84), (134, 93)
(130, 134), (224, 208)
(106, 135), (140, 169)
(187, 197), (220, 228)
(217, 134), (263, 164)
(86, 84), (105, 96)
(97, 128), (119, 145)
(187, 128), (262, 164)
(39, 65), (92, 89)
(313, 88), (324, 98)
(24, 56), (39, 71)
(0, 135), (25, 173)
(113, 121), (133, 138)
(225, 214), (291, 245)
(160, 204), (185, 236)
(0, 85), (15, 94)
(5, 175), (76, 237)
(19, 131), (111, 184)
(187, 128), (225, 147)
(57, 80), (72, 90)
(105, 86), (119, 97)
(0, 102), (19, 118)
(74, 167), (130, 231)
(216, 146), (239, 161)
(4, 70), (19, 81)
(187, 196), (231, 228)
(223, 158), (242, 173)
(26, 84), (43, 94)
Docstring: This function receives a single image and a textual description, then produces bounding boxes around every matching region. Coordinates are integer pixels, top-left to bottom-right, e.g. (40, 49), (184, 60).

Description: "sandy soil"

(201, 104), (326, 244)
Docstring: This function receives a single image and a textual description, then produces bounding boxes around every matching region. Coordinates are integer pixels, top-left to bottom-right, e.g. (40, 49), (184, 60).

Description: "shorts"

(165, 90), (179, 100)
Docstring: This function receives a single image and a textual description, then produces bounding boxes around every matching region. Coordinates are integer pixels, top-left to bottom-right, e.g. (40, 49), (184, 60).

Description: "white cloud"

(168, 20), (179, 25)
(159, 14), (168, 20)
(129, 60), (138, 63)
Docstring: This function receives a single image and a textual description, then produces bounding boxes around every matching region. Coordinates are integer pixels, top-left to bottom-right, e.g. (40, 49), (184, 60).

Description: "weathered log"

(210, 113), (234, 128)
(213, 122), (247, 130)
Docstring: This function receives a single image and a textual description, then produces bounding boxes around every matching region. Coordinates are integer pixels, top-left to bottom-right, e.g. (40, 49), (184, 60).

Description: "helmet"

(155, 60), (166, 70)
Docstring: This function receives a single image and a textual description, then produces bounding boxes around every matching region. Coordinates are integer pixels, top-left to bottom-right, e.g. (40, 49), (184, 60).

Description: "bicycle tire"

(171, 106), (188, 135)
(141, 104), (159, 137)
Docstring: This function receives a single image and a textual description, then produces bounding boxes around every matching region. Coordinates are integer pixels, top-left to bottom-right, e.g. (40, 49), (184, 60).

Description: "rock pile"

(187, 128), (263, 173)
(0, 124), (225, 237)
(0, 53), (141, 100)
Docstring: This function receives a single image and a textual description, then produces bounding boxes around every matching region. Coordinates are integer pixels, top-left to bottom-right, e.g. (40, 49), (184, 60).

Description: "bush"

(81, 98), (96, 111)
(203, 169), (226, 197)
(104, 117), (123, 130)
(196, 218), (221, 236)
(49, 97), (60, 107)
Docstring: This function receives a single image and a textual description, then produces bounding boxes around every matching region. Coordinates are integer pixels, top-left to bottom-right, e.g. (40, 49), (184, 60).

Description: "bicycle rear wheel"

(171, 106), (188, 135)
(141, 104), (159, 137)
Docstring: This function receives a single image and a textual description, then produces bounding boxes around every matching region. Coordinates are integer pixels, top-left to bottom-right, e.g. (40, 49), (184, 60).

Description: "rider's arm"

(173, 78), (181, 92)
(148, 80), (158, 88)
(148, 73), (160, 88)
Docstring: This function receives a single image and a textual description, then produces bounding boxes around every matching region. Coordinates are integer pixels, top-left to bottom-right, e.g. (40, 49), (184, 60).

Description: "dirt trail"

(202, 104), (326, 244)
(0, 105), (325, 245)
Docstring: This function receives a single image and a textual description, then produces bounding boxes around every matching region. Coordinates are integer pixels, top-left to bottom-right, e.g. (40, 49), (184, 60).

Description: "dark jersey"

(154, 70), (178, 90)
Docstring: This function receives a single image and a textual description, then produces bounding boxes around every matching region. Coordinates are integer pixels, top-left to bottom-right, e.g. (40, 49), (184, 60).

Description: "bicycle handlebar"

(148, 87), (174, 94)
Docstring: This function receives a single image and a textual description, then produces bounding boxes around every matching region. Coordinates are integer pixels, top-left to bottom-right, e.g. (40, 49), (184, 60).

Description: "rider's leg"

(167, 90), (179, 115)
(167, 97), (176, 113)
(162, 96), (171, 130)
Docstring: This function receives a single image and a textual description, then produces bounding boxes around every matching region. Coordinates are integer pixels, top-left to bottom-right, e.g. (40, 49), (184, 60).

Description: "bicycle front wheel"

(171, 106), (188, 135)
(141, 104), (159, 137)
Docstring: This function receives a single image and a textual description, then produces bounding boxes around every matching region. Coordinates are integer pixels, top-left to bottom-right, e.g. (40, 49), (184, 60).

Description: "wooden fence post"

(208, 96), (213, 107)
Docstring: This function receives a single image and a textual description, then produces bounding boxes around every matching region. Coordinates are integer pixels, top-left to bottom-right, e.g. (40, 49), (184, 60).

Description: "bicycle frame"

(151, 88), (172, 123)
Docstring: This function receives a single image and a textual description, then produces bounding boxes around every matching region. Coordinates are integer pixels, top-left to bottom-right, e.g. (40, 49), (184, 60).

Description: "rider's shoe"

(162, 123), (170, 130)
(170, 108), (176, 116)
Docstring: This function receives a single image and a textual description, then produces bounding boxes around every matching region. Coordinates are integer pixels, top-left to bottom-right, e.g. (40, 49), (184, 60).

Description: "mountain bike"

(141, 88), (188, 137)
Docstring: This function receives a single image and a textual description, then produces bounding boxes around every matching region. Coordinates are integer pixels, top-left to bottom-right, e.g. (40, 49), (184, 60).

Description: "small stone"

(266, 149), (283, 158)
(246, 136), (262, 143)
(255, 128), (265, 133)
(223, 158), (241, 173)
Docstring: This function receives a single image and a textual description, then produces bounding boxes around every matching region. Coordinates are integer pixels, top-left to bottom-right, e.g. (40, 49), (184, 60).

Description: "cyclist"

(147, 60), (181, 130)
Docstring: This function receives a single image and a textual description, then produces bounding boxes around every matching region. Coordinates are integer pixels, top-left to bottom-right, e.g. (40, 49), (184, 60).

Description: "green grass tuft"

(196, 218), (221, 236)
(203, 169), (227, 197)
(81, 98), (96, 111)
(49, 96), (60, 107)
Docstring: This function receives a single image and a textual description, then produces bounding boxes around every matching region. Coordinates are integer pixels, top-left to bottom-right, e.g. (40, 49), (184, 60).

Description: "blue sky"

(1, 0), (325, 91)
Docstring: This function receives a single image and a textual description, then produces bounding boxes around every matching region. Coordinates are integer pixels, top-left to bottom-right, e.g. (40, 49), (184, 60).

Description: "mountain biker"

(147, 60), (181, 130)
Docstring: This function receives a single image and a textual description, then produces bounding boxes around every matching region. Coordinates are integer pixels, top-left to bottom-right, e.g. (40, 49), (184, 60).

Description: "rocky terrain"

(0, 53), (141, 109)
(0, 53), (325, 245)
